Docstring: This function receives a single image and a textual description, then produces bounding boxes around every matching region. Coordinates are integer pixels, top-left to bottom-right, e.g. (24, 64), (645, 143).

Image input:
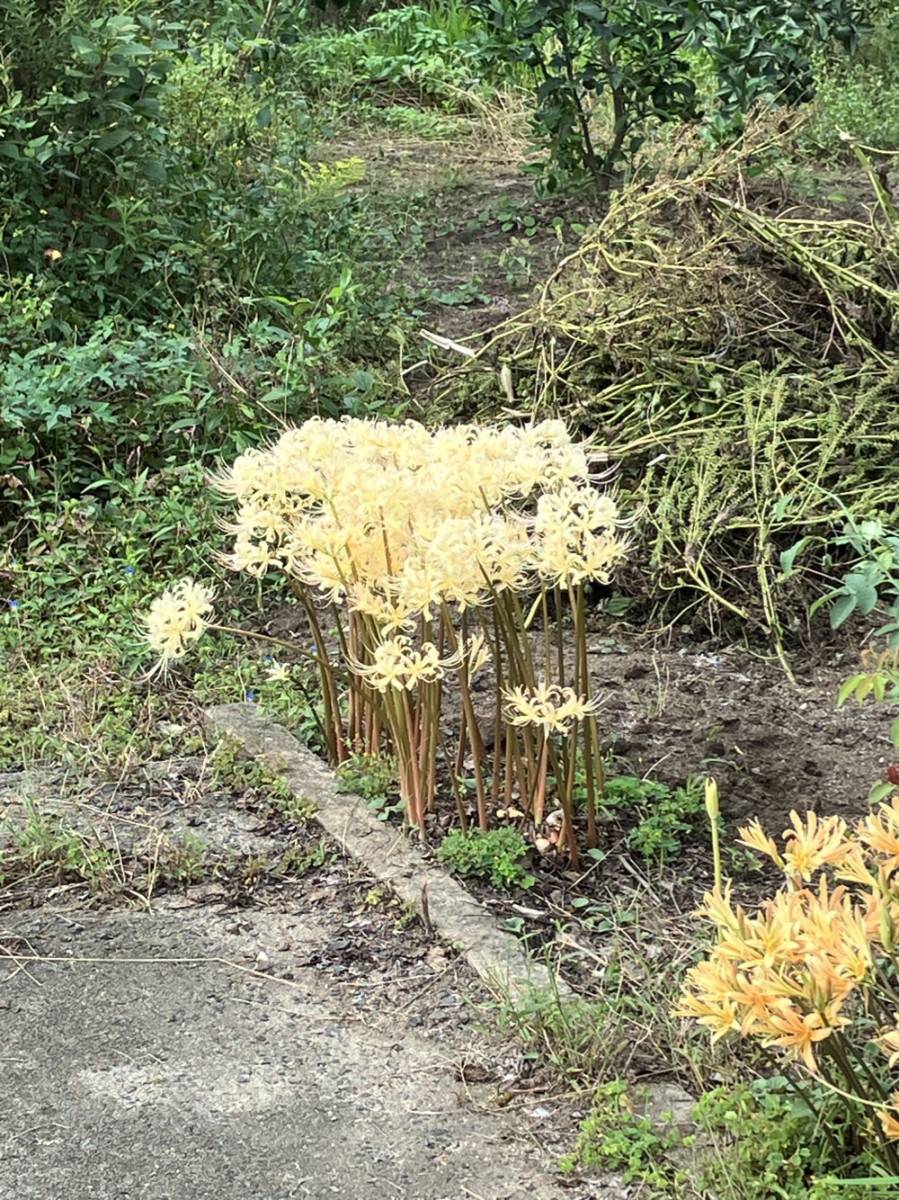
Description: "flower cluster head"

(504, 682), (598, 735)
(350, 636), (462, 693)
(678, 799), (899, 1129)
(216, 417), (624, 631)
(146, 579), (214, 663)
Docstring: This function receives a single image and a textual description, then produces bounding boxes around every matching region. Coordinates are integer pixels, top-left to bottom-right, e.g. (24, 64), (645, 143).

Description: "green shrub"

(563, 1076), (868, 1198)
(284, 4), (500, 107)
(474, 0), (697, 191)
(692, 1079), (858, 1200)
(808, 10), (899, 151)
(336, 753), (398, 805)
(693, 0), (867, 138)
(0, 2), (384, 331)
(0, 320), (216, 484)
(436, 827), (535, 890)
(560, 1080), (682, 1187)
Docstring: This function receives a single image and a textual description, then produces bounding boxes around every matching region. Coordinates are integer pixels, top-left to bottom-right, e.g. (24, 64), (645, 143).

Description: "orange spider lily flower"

(763, 1003), (835, 1074)
(738, 819), (783, 868)
(878, 1098), (899, 1141)
(781, 811), (851, 881)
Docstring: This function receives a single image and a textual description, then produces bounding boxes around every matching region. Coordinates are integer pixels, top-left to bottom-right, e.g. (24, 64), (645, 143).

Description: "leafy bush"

(336, 752), (398, 809)
(692, 1079), (864, 1200)
(0, 2), (408, 495)
(436, 827), (535, 890)
(805, 515), (899, 647)
(0, 2), (388, 335)
(472, 0), (869, 187)
(808, 7), (899, 151)
(161, 39), (306, 170)
(0, 321), (217, 484)
(693, 0), (867, 137)
(560, 1079), (681, 1187)
(563, 1076), (867, 1197)
(285, 5), (499, 107)
(475, 0), (697, 190)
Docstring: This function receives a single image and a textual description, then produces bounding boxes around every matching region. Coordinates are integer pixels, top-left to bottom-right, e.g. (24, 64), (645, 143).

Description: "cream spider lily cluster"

(148, 417), (626, 857)
(146, 579), (214, 663)
(678, 800), (899, 1169)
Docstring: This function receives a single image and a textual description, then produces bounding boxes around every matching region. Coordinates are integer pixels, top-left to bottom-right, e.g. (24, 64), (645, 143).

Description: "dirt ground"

(587, 634), (890, 832)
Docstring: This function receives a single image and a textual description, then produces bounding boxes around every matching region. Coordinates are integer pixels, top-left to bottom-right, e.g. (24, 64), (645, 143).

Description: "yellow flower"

(217, 418), (626, 634)
(738, 819), (783, 868)
(729, 970), (782, 1034)
(350, 637), (460, 693)
(879, 1100), (899, 1141)
(466, 632), (491, 675)
(877, 1019), (899, 1068)
(675, 959), (740, 1041)
(697, 882), (747, 936)
(858, 797), (899, 871)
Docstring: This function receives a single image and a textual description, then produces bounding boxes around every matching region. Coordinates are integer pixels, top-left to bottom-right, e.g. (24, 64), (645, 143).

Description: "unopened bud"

(704, 777), (719, 821)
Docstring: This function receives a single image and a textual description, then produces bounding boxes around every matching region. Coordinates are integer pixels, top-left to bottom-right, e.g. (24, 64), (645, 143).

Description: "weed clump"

(436, 826), (534, 890)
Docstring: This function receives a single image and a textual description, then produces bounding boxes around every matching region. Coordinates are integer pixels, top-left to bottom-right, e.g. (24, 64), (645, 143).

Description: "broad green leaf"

(70, 34), (97, 55)
(869, 781), (895, 805)
(837, 674), (865, 706)
(830, 592), (857, 629)
(95, 128), (132, 152)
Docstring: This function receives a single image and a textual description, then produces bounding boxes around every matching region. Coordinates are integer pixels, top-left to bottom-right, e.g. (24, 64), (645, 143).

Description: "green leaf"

(890, 715), (899, 748)
(830, 592), (857, 629)
(837, 674), (864, 706)
(868, 781), (895, 805)
(779, 537), (809, 578)
(820, 1178), (899, 1190)
(771, 493), (793, 521)
(95, 128), (133, 152)
(141, 158), (167, 183)
(844, 573), (879, 615)
(70, 34), (97, 55)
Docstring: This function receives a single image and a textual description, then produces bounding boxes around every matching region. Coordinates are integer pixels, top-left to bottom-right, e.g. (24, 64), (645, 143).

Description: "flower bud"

(704, 777), (719, 821)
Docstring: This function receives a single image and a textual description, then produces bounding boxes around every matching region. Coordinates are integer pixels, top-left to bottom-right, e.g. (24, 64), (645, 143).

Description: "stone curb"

(205, 702), (571, 1003)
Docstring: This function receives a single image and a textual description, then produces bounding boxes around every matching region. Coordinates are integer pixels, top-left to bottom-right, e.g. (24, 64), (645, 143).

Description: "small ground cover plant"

(599, 773), (704, 862)
(436, 826), (535, 890)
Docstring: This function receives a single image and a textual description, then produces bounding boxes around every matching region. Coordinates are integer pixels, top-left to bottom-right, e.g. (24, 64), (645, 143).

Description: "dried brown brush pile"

(437, 121), (899, 653)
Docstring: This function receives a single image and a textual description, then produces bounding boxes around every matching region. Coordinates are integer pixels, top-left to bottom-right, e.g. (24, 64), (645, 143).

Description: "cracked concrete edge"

(204, 702), (571, 1004)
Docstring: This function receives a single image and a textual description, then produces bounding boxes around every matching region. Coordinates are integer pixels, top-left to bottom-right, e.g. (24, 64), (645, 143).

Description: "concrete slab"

(1, 903), (597, 1200)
